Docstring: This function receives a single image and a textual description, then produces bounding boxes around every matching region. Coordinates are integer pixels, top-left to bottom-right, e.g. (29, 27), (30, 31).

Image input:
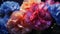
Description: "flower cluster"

(6, 1), (53, 34)
(0, 1), (20, 34)
(1, 0), (60, 34)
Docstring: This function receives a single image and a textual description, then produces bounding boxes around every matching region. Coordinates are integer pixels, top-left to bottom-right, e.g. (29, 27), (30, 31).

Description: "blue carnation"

(0, 1), (20, 15)
(48, 4), (60, 25)
(0, 1), (20, 34)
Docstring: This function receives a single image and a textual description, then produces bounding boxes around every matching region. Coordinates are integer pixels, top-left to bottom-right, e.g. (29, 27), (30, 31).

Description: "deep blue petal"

(48, 4), (60, 25)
